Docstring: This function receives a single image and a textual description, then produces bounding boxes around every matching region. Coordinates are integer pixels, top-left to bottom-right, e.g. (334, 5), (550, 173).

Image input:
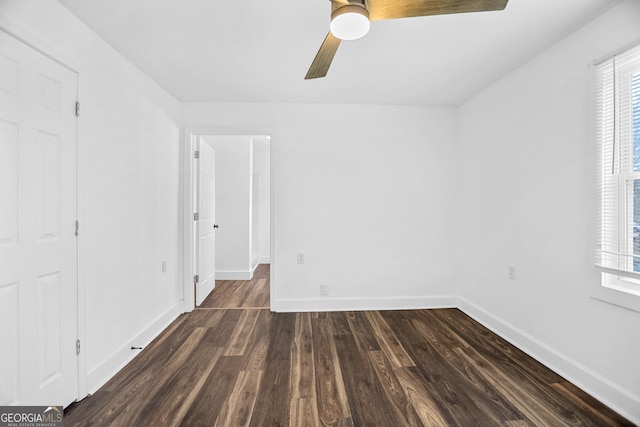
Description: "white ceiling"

(57, 0), (621, 106)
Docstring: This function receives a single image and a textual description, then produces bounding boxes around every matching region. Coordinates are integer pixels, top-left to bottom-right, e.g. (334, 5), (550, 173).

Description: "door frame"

(0, 16), (87, 402)
(182, 127), (276, 312)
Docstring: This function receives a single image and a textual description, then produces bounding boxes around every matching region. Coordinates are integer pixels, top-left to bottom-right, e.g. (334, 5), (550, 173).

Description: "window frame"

(592, 43), (640, 312)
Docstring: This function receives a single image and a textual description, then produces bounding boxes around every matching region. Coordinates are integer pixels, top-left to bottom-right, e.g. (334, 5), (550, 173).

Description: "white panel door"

(196, 139), (216, 305)
(0, 30), (78, 407)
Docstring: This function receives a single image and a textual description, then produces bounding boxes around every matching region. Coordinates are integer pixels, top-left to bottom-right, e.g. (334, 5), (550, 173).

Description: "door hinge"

(76, 339), (81, 355)
(194, 150), (200, 159)
(75, 220), (79, 236)
(194, 213), (199, 221)
(194, 275), (199, 283)
(75, 101), (80, 117)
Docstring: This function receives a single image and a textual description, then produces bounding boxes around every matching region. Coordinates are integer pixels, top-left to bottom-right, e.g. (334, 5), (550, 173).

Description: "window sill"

(591, 276), (640, 313)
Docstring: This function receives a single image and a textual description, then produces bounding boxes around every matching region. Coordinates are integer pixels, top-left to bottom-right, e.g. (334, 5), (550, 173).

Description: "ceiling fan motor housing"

(330, 1), (370, 41)
(331, 0), (369, 15)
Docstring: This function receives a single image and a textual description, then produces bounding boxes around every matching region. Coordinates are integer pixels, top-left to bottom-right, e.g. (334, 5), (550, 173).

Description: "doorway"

(183, 131), (273, 311)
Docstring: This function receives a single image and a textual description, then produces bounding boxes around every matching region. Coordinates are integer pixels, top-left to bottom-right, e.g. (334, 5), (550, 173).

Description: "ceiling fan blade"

(368, 0), (508, 22)
(305, 32), (341, 80)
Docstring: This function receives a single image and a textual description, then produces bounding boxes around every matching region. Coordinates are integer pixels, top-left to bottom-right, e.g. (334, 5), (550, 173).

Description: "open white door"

(0, 30), (79, 406)
(195, 138), (216, 306)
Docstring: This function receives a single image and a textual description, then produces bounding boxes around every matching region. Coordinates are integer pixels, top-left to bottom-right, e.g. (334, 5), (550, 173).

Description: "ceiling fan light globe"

(330, 7), (370, 41)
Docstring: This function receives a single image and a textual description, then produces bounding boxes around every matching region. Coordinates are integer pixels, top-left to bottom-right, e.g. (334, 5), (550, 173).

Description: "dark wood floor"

(64, 271), (632, 426)
(200, 264), (270, 309)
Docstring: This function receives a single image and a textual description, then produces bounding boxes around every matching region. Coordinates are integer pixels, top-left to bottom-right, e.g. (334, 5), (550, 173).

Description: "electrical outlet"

(297, 252), (305, 264)
(320, 284), (329, 296)
(508, 265), (516, 280)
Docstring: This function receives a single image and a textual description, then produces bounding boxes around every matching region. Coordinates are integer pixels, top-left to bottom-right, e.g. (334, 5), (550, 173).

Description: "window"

(595, 42), (640, 311)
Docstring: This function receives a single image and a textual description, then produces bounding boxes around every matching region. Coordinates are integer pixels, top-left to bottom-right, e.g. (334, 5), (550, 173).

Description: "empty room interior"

(1, 0), (640, 425)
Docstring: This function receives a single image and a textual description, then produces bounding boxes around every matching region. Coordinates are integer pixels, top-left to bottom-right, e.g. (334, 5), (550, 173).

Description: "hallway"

(199, 264), (270, 309)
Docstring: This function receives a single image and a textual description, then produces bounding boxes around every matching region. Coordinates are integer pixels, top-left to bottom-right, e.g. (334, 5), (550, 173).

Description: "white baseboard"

(272, 295), (457, 313)
(215, 270), (253, 280)
(258, 257), (270, 264)
(458, 297), (640, 425)
(86, 304), (182, 394)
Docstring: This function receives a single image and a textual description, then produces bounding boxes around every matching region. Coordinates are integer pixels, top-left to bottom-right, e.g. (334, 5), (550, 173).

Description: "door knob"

(214, 224), (219, 229)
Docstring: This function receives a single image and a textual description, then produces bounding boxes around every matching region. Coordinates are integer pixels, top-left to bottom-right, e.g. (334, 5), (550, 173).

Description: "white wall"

(253, 137), (271, 264)
(0, 0), (183, 394)
(202, 135), (253, 278)
(456, 0), (640, 422)
(185, 103), (458, 311)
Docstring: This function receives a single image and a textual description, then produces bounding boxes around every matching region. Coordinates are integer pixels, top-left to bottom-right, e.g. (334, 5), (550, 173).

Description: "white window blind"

(595, 43), (640, 284)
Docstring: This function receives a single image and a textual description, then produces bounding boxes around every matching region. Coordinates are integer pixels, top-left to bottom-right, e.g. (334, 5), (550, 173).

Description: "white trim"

(272, 295), (458, 313)
(0, 15), (79, 73)
(182, 127), (275, 314)
(458, 297), (640, 425)
(181, 131), (198, 312)
(86, 304), (181, 394)
(592, 37), (640, 66)
(258, 257), (271, 264)
(590, 278), (640, 312)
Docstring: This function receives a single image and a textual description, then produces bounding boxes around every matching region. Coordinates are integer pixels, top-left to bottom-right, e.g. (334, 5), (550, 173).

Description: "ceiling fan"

(305, 0), (509, 79)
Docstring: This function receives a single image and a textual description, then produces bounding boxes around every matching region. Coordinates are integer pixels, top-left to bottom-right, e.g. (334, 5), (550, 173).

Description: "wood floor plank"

(240, 309), (271, 372)
(248, 312), (295, 427)
(200, 264), (270, 309)
(81, 327), (208, 426)
(385, 313), (495, 426)
(178, 356), (246, 427)
(99, 314), (191, 393)
(332, 323), (399, 426)
(138, 343), (224, 427)
(435, 309), (564, 384)
(456, 345), (573, 425)
(186, 307), (231, 328)
(367, 350), (423, 426)
(243, 278), (269, 308)
(225, 280), (256, 308)
(64, 307), (633, 427)
(223, 309), (261, 356)
(330, 311), (351, 336)
(551, 381), (636, 427)
(365, 310), (415, 368)
(311, 313), (351, 426)
(170, 347), (225, 427)
(345, 311), (381, 352)
(215, 370), (263, 427)
(392, 366), (452, 426)
(409, 315), (525, 423)
(434, 311), (609, 425)
(201, 280), (232, 306)
(289, 398), (321, 427)
(290, 313), (316, 400)
(505, 420), (536, 427)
